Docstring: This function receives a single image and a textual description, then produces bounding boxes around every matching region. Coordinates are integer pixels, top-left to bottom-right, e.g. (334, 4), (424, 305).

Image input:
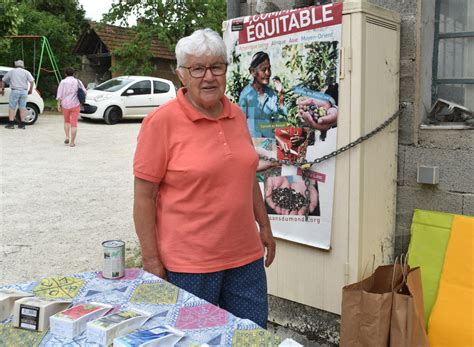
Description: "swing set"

(7, 35), (61, 88)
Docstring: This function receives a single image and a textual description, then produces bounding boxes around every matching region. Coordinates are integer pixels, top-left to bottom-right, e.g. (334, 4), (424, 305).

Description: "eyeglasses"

(179, 63), (228, 78)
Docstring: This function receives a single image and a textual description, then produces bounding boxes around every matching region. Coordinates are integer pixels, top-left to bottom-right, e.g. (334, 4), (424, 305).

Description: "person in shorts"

(56, 67), (86, 147)
(0, 60), (35, 129)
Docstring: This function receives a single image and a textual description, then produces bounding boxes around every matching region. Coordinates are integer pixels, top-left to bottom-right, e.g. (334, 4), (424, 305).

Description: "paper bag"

(340, 264), (403, 347)
(390, 267), (429, 347)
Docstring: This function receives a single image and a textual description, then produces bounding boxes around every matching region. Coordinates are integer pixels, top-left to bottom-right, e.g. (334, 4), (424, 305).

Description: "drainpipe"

(227, 0), (241, 19)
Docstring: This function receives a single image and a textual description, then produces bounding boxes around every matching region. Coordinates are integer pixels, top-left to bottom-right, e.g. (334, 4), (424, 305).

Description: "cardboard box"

(113, 325), (185, 346)
(86, 308), (151, 346)
(0, 289), (33, 321)
(50, 302), (112, 339)
(12, 297), (72, 331)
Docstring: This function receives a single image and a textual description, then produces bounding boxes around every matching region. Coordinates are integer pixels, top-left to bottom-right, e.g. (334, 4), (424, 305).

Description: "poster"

(223, 3), (342, 249)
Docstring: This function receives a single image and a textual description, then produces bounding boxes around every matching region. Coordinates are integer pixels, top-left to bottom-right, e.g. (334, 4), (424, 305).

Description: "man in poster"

(239, 51), (287, 138)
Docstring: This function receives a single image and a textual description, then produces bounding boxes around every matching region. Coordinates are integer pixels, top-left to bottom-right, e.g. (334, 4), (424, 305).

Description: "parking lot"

(0, 114), (142, 285)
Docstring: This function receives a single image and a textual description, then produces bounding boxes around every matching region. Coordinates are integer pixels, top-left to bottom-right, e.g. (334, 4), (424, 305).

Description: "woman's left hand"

(259, 224), (276, 267)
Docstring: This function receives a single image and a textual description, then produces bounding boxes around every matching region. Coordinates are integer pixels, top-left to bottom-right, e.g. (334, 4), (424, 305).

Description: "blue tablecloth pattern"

(0, 269), (281, 346)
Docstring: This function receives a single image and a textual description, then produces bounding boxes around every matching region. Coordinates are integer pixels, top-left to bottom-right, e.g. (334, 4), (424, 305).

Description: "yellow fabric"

(407, 209), (453, 325)
(428, 215), (474, 346)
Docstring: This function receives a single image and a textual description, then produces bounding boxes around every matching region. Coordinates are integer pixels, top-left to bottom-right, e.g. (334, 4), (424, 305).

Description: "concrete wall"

(237, 0), (473, 343)
(366, 0), (474, 256)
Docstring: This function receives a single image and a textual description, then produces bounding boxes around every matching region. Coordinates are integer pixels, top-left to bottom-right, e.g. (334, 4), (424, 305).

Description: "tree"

(111, 23), (155, 76)
(104, 0), (227, 50)
(0, 1), (23, 50)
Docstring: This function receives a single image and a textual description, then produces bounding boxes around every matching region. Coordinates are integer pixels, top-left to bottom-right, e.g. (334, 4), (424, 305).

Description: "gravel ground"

(0, 114), (141, 285)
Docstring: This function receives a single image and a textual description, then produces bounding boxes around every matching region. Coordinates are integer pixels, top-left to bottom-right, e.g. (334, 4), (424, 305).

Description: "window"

(126, 80), (151, 96)
(153, 80), (170, 94)
(432, 0), (474, 111)
(95, 78), (133, 92)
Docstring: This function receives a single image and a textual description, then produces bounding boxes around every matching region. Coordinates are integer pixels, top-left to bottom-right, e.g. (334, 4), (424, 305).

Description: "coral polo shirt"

(133, 89), (264, 273)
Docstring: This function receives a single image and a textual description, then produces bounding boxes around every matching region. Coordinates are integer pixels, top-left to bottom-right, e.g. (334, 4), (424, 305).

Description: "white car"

(0, 66), (45, 125)
(80, 76), (177, 125)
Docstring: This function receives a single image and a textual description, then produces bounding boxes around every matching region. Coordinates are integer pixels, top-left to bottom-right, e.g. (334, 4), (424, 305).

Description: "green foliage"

(226, 45), (250, 103)
(111, 23), (154, 76)
(300, 41), (338, 91)
(104, 0), (227, 50)
(0, 1), (24, 50)
(282, 41), (339, 126)
(0, 0), (86, 97)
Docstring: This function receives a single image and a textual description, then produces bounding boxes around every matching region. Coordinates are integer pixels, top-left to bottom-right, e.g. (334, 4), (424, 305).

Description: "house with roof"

(73, 22), (178, 87)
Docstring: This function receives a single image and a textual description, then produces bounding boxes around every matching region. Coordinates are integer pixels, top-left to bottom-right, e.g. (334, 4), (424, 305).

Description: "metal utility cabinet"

(266, 1), (401, 314)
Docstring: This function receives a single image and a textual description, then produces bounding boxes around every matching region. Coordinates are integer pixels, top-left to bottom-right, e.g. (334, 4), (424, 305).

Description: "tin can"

(102, 240), (125, 279)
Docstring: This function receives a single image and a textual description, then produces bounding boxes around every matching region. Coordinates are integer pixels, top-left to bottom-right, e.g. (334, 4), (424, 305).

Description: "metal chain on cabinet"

(260, 103), (407, 220)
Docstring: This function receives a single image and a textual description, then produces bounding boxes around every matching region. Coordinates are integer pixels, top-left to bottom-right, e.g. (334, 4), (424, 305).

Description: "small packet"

(12, 297), (72, 331)
(87, 308), (152, 346)
(113, 325), (185, 346)
(50, 302), (112, 339)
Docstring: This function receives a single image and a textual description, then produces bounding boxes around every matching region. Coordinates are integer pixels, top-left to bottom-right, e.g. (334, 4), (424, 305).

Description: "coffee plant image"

(226, 44), (250, 103)
(282, 41), (339, 127)
(227, 67), (250, 104)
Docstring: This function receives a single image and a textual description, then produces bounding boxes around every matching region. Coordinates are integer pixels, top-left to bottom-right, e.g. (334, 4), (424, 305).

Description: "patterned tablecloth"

(0, 269), (281, 346)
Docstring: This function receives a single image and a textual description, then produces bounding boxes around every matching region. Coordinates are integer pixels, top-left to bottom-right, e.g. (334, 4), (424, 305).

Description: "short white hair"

(175, 28), (228, 67)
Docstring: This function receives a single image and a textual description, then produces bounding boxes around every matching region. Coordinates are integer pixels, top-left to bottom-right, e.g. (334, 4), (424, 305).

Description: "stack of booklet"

(50, 302), (112, 339)
(12, 297), (71, 331)
(86, 308), (152, 346)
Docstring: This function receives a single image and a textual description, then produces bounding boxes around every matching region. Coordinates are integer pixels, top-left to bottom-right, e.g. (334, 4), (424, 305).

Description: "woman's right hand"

(143, 258), (167, 280)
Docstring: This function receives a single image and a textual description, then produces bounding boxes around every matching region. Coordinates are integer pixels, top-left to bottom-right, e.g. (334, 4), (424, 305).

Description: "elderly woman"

(239, 51), (287, 138)
(133, 29), (275, 328)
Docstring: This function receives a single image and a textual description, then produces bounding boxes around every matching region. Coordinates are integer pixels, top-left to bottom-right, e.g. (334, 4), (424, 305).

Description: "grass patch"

(43, 97), (57, 112)
(125, 243), (143, 268)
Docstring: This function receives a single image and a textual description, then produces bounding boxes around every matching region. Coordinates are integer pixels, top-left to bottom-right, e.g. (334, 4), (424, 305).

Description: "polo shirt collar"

(177, 88), (234, 122)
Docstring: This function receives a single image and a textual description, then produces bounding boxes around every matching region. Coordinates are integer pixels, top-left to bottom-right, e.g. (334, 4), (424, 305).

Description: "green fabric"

(407, 209), (454, 327)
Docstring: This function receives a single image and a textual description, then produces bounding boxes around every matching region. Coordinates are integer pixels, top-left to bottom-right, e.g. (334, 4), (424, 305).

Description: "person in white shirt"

(0, 60), (35, 129)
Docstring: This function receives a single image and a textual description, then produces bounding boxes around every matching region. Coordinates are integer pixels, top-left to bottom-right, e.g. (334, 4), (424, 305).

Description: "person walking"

(56, 67), (86, 147)
(0, 60), (35, 129)
(133, 29), (275, 328)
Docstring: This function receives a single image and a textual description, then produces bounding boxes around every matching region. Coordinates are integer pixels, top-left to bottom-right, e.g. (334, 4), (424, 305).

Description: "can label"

(102, 240), (125, 279)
